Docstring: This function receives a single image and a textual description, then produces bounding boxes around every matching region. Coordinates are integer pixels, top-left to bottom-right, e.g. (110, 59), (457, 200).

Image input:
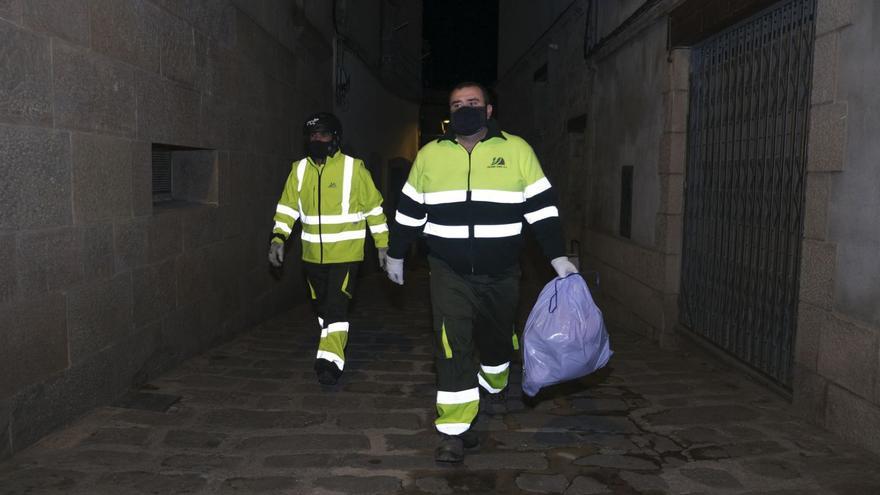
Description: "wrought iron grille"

(679, 0), (816, 388)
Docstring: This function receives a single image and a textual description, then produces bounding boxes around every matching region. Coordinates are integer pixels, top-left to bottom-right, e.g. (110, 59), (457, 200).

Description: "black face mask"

(306, 140), (336, 161)
(450, 106), (487, 136)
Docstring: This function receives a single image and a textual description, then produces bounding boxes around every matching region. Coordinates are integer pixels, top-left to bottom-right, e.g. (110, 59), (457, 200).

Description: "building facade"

(496, 0), (880, 454)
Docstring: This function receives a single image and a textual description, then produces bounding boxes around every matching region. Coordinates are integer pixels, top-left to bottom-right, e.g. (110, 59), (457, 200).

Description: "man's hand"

(551, 256), (578, 278)
(378, 247), (388, 270)
(269, 242), (285, 267)
(386, 256), (404, 285)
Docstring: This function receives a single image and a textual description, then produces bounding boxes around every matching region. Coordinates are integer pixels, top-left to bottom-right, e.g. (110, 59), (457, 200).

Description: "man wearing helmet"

(269, 112), (389, 386)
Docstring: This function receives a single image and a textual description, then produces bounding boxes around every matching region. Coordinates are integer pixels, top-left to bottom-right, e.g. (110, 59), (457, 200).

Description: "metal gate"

(679, 0), (816, 388)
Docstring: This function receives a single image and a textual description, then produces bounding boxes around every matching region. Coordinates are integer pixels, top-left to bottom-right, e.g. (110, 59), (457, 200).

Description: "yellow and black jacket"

(389, 120), (564, 274)
(272, 151), (388, 264)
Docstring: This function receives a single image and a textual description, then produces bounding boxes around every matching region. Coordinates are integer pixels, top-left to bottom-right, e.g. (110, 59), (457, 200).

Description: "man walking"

(270, 112), (389, 386)
(384, 83), (577, 462)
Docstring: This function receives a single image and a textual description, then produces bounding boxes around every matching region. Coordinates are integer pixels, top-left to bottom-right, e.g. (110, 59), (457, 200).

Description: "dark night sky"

(422, 0), (499, 90)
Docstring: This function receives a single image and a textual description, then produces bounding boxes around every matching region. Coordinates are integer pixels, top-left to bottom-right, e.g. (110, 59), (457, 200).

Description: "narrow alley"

(4, 0), (880, 493)
(2, 268), (879, 495)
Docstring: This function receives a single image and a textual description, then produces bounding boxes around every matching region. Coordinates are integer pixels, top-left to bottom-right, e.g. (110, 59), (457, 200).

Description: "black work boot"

(435, 434), (464, 463)
(435, 431), (479, 463)
(314, 359), (341, 386)
(481, 388), (509, 416)
(459, 429), (480, 449)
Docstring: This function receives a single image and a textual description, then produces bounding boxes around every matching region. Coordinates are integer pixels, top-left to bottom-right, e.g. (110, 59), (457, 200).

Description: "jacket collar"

(439, 119), (506, 143)
(307, 149), (343, 166)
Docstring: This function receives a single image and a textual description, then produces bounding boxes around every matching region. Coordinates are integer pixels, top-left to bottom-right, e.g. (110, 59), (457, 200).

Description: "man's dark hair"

(449, 81), (492, 105)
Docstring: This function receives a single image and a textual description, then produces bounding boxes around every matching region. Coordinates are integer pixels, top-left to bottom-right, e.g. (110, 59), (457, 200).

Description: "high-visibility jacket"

(388, 120), (564, 275)
(272, 151), (388, 264)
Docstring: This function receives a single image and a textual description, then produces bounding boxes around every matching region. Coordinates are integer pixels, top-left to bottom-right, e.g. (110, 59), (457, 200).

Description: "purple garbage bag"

(521, 274), (613, 397)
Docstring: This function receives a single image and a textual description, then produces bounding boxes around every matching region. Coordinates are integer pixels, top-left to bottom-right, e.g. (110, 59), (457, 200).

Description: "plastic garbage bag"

(521, 274), (613, 397)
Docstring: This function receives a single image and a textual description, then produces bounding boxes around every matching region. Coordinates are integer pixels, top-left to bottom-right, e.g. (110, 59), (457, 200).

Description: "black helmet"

(303, 112), (342, 141)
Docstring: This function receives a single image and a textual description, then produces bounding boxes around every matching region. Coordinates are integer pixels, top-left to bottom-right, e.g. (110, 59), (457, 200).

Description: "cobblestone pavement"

(3, 269), (880, 495)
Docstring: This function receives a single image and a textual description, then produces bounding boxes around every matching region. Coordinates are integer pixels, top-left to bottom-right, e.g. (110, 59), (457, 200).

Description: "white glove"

(378, 247), (388, 270)
(386, 256), (404, 285)
(268, 241), (284, 267)
(551, 256), (578, 278)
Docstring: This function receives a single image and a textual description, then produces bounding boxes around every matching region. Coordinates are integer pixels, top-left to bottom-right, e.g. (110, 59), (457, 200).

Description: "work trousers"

(303, 261), (359, 374)
(428, 255), (520, 435)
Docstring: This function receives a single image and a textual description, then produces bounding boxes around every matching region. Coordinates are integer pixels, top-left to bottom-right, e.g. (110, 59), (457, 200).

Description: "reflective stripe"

(368, 223), (388, 234)
(437, 388), (480, 405)
(341, 270), (351, 298)
(321, 321), (350, 337)
(316, 350), (345, 370)
(474, 222), (522, 238)
(365, 206), (384, 217)
(274, 221), (292, 234)
(435, 388), (479, 435)
(402, 182), (423, 204)
(341, 155), (354, 214)
(424, 223), (469, 239)
(396, 211), (427, 227)
(471, 189), (525, 204)
(328, 321), (349, 333)
(276, 204), (299, 219)
(300, 212), (364, 225)
(480, 362), (510, 374)
(296, 159), (307, 193)
(441, 320), (452, 359)
(436, 423), (471, 435)
(524, 177), (551, 198)
(317, 316), (324, 327)
(301, 230), (366, 243)
(422, 223), (522, 238)
(425, 190), (467, 205)
(524, 206), (559, 224)
(296, 159), (307, 216)
(478, 374), (504, 394)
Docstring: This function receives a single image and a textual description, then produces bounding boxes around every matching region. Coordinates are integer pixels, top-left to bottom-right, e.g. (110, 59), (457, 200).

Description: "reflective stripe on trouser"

(317, 321), (349, 370)
(303, 261), (360, 372)
(478, 361), (510, 393)
(428, 255), (520, 434)
(436, 388), (479, 435)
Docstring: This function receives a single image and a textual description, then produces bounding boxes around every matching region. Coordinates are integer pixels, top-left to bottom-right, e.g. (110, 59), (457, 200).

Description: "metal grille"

(152, 149), (172, 203)
(679, 0), (816, 388)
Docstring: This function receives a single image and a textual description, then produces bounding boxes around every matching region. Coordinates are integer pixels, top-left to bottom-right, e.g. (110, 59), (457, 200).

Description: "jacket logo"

(328, 182), (337, 188)
(488, 157), (506, 168)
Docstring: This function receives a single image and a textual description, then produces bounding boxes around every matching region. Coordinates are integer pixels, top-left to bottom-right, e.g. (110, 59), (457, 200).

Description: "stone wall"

(494, 1), (590, 245)
(793, 0), (880, 455)
(495, 0), (685, 346)
(497, 0), (880, 457)
(0, 0), (332, 459)
(497, 0), (573, 76)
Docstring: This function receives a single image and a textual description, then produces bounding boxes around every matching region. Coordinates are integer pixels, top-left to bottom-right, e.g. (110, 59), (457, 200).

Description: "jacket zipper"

(314, 164), (324, 264)
(465, 145), (475, 274)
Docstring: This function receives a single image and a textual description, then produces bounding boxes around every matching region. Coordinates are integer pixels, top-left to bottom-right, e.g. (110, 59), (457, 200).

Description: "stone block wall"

(493, 0), (592, 284)
(494, 1), (685, 346)
(496, 0), (880, 457)
(0, 0), (331, 459)
(494, 1), (592, 238)
(793, 0), (880, 455)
